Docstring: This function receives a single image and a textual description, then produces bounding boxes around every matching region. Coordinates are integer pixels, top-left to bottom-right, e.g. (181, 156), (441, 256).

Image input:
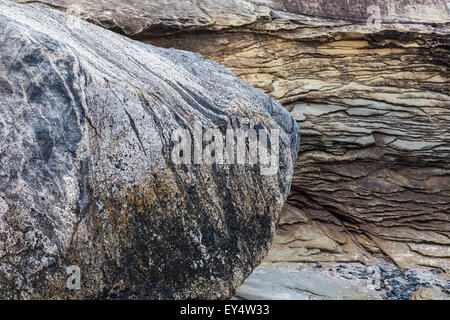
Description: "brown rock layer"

(13, 0), (450, 270)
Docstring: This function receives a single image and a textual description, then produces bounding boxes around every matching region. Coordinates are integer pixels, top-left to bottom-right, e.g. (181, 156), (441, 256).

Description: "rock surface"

(235, 263), (382, 300)
(18, 0), (450, 270)
(0, 0), (299, 299)
(411, 287), (450, 300)
(236, 261), (450, 300)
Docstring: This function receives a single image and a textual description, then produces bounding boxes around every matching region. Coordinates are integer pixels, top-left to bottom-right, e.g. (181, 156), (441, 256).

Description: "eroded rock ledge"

(12, 0), (450, 270)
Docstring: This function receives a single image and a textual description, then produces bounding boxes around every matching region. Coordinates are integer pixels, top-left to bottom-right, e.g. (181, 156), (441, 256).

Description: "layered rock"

(11, 0), (450, 269)
(0, 0), (299, 299)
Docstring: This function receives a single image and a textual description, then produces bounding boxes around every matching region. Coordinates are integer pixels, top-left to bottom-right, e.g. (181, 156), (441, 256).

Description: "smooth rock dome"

(0, 0), (299, 299)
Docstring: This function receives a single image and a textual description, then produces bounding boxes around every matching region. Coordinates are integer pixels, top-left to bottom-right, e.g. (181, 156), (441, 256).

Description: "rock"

(13, 0), (450, 270)
(393, 277), (409, 286)
(401, 292), (412, 300)
(0, 1), (299, 299)
(264, 202), (372, 264)
(411, 288), (450, 300)
(235, 263), (382, 300)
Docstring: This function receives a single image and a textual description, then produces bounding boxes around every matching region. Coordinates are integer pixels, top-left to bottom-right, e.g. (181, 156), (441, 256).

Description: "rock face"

(236, 260), (450, 300)
(235, 263), (382, 300)
(0, 1), (299, 299)
(20, 0), (450, 270)
(411, 287), (450, 300)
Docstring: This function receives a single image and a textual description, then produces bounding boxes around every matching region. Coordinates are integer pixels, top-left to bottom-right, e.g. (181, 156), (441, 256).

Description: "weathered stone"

(10, 0), (450, 269)
(265, 202), (372, 264)
(0, 0), (299, 299)
(411, 287), (450, 300)
(235, 263), (382, 300)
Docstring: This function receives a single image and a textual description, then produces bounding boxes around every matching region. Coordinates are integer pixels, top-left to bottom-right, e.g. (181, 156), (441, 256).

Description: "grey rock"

(12, 0), (450, 272)
(235, 263), (382, 300)
(0, 0), (299, 299)
(411, 287), (450, 300)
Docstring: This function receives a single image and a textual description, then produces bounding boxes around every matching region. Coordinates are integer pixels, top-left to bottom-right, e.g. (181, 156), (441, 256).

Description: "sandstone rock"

(11, 0), (450, 269)
(265, 202), (372, 264)
(410, 287), (450, 300)
(0, 0), (299, 299)
(235, 263), (382, 300)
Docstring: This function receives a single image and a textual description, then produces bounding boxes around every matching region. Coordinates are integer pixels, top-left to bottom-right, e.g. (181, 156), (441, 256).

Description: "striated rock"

(0, 0), (299, 299)
(10, 0), (450, 269)
(265, 201), (372, 264)
(236, 260), (450, 300)
(17, 0), (450, 271)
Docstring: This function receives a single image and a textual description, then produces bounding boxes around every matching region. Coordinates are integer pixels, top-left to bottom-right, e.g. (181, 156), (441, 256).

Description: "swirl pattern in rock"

(0, 0), (299, 299)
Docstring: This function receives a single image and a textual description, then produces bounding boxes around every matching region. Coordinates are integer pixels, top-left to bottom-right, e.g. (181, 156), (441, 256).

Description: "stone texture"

(0, 0), (299, 299)
(10, 0), (450, 269)
(266, 201), (372, 264)
(236, 261), (450, 300)
(235, 263), (382, 300)
(411, 287), (450, 300)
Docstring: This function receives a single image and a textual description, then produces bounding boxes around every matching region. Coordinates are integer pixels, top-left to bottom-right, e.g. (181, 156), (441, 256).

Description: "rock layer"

(235, 263), (382, 300)
(11, 0), (450, 269)
(0, 0), (299, 299)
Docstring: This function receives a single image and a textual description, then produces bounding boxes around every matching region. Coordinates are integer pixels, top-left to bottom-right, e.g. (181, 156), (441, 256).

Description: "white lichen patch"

(0, 197), (8, 215)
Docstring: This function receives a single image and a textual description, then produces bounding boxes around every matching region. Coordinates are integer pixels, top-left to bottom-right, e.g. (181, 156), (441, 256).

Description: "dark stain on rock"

(0, 77), (13, 96)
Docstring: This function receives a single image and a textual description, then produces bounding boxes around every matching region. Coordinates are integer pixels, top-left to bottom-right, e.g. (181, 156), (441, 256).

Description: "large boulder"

(19, 0), (450, 270)
(0, 0), (299, 299)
